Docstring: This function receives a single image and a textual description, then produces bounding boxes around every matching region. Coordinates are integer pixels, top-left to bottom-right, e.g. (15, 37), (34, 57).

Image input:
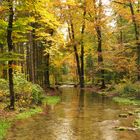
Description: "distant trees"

(112, 0), (140, 81)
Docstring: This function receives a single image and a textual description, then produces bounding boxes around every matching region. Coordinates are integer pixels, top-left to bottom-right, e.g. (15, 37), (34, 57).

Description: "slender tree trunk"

(31, 25), (36, 83)
(118, 16), (123, 44)
(44, 53), (50, 88)
(129, 1), (140, 80)
(29, 26), (36, 83)
(96, 26), (105, 88)
(20, 43), (24, 73)
(93, 0), (105, 88)
(7, 0), (15, 109)
(80, 5), (86, 88)
(26, 42), (30, 81)
(29, 33), (34, 82)
(44, 29), (54, 88)
(69, 15), (82, 87)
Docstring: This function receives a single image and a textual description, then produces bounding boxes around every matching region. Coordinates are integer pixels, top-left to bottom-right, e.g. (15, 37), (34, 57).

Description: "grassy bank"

(0, 120), (11, 140)
(16, 107), (43, 120)
(113, 97), (140, 105)
(0, 95), (61, 140)
(43, 96), (61, 105)
(0, 107), (43, 140)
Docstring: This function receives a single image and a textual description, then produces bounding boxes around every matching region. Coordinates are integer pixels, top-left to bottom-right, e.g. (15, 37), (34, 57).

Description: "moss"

(128, 111), (134, 116)
(43, 96), (61, 105)
(133, 119), (140, 128)
(134, 109), (140, 113)
(0, 120), (11, 140)
(16, 107), (42, 120)
(116, 127), (126, 131)
(113, 97), (140, 105)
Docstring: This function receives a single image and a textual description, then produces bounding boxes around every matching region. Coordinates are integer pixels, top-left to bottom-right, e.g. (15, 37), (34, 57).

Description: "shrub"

(14, 73), (45, 106)
(0, 73), (45, 108)
(0, 79), (9, 101)
(31, 84), (45, 104)
(14, 73), (32, 107)
(114, 81), (140, 97)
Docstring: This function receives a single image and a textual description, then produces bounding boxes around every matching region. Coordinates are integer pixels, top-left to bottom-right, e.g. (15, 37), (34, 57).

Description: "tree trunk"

(96, 26), (105, 88)
(93, 0), (105, 88)
(44, 53), (50, 88)
(129, 1), (140, 80)
(7, 0), (15, 110)
(69, 14), (82, 87)
(80, 5), (86, 88)
(31, 25), (36, 83)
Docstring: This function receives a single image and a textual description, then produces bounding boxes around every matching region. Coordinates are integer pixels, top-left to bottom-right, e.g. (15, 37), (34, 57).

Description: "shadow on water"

(5, 87), (140, 140)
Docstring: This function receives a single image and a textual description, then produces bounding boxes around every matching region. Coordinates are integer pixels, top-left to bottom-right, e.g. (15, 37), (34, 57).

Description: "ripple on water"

(5, 88), (140, 140)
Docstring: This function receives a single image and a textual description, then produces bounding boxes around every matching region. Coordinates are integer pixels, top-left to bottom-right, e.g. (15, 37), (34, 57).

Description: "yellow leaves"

(0, 6), (5, 13)
(13, 65), (23, 72)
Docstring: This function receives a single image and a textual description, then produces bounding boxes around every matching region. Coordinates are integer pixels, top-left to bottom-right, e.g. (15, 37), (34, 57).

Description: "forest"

(0, 0), (140, 140)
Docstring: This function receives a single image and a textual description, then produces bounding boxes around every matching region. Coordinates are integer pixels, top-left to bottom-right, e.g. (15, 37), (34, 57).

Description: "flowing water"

(5, 87), (140, 140)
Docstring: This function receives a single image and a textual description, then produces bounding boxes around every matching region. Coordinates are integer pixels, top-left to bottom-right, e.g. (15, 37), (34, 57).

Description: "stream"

(5, 87), (140, 140)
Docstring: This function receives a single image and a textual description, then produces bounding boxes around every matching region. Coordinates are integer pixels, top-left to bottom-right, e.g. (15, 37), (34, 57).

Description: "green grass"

(0, 107), (43, 139)
(0, 96), (60, 139)
(43, 96), (61, 105)
(0, 120), (10, 140)
(16, 107), (43, 120)
(113, 97), (140, 105)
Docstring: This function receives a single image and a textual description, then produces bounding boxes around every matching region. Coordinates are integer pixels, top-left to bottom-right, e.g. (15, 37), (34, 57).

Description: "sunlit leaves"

(0, 52), (24, 62)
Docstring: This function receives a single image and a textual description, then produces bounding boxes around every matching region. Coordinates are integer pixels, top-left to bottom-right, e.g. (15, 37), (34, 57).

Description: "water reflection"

(79, 89), (85, 111)
(6, 88), (140, 140)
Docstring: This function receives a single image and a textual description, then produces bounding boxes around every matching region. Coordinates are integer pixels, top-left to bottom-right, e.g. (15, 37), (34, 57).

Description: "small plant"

(43, 96), (61, 105)
(0, 119), (10, 140)
(0, 79), (9, 101)
(16, 107), (42, 120)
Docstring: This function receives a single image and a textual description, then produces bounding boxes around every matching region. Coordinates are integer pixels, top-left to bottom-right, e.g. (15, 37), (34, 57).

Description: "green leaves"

(0, 19), (7, 29)
(0, 52), (24, 62)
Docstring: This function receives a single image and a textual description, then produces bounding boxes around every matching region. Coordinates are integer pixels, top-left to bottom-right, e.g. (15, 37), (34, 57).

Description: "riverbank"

(5, 87), (140, 140)
(0, 107), (43, 140)
(0, 95), (61, 140)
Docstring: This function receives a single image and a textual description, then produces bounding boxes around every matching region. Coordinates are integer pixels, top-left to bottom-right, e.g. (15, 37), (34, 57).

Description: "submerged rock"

(119, 113), (128, 118)
(116, 126), (138, 131)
